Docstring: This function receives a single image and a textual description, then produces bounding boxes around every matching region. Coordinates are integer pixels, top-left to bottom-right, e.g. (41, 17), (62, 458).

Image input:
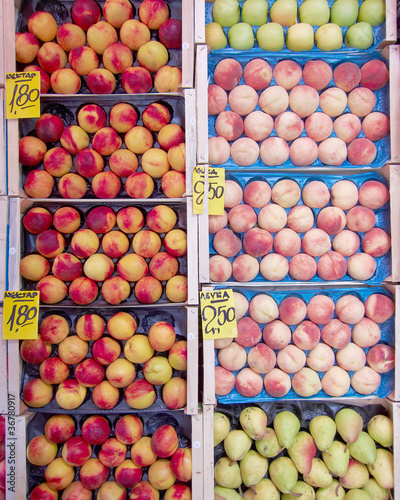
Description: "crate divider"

(195, 44), (208, 165)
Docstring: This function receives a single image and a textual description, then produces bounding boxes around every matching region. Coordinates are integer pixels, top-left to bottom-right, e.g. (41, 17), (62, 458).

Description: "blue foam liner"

(208, 51), (390, 169)
(214, 286), (394, 402)
(209, 171), (391, 284)
(205, 1), (387, 54)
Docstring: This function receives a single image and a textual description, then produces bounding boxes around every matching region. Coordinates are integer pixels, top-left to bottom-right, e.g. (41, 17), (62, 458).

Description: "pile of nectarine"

(215, 289), (394, 400)
(21, 203), (188, 304)
(16, 0), (182, 94)
(209, 175), (390, 283)
(20, 99), (186, 199)
(21, 310), (188, 411)
(209, 57), (389, 167)
(26, 412), (192, 498)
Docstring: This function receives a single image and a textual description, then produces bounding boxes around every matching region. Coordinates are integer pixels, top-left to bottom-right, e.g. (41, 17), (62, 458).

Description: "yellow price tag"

(6, 71), (40, 119)
(192, 166), (225, 215)
(200, 289), (237, 340)
(3, 291), (39, 340)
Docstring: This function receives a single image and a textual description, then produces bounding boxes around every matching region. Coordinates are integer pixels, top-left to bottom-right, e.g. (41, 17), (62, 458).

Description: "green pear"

(269, 457), (299, 494)
(340, 458), (369, 489)
(344, 22), (374, 50)
(305, 458), (333, 488)
(358, 0), (385, 26)
(335, 408), (363, 449)
(348, 431), (377, 465)
(215, 486), (244, 500)
(309, 415), (336, 452)
(228, 23), (255, 50)
(322, 441), (349, 478)
(288, 431), (317, 476)
(214, 412), (231, 447)
(273, 411), (300, 449)
(242, 0), (269, 26)
(205, 22), (227, 50)
(344, 490), (371, 500)
(316, 479), (345, 500)
(240, 406), (268, 440)
(367, 449), (394, 489)
(270, 0), (297, 26)
(255, 428), (282, 458)
(286, 23), (315, 51)
(315, 23), (343, 50)
(331, 0), (359, 26)
(299, 0), (330, 26)
(214, 456), (242, 489)
(282, 481), (316, 499)
(256, 23), (285, 51)
(367, 414), (393, 447)
(243, 478), (280, 499)
(362, 478), (390, 500)
(240, 450), (269, 487)
(224, 429), (252, 461)
(212, 0), (240, 27)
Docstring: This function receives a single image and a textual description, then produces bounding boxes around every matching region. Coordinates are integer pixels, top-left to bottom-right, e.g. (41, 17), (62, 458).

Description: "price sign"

(6, 71), (40, 119)
(3, 291), (39, 340)
(200, 289), (237, 340)
(192, 166), (225, 215)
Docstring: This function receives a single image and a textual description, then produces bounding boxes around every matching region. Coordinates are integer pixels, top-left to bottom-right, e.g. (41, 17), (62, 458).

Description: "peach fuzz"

(92, 379), (120, 409)
(209, 255), (232, 282)
(79, 458), (109, 490)
(336, 343), (367, 372)
(165, 275), (187, 303)
(330, 180), (358, 210)
(287, 205), (314, 233)
(292, 367), (322, 398)
(44, 415), (75, 446)
(259, 86), (289, 116)
(232, 254), (259, 282)
(51, 252), (83, 280)
(87, 68), (117, 94)
(149, 251), (179, 280)
(336, 294), (365, 324)
(333, 114), (362, 144)
(162, 170), (186, 198)
(208, 85), (228, 116)
(70, 229), (99, 259)
(248, 344), (276, 374)
(367, 343), (395, 373)
(20, 336), (51, 364)
(214, 111), (243, 142)
(154, 66), (182, 93)
(58, 335), (88, 365)
(218, 342), (246, 371)
(23, 169), (52, 197)
(289, 85), (319, 118)
(27, 435), (58, 466)
(235, 367), (263, 398)
(39, 314), (69, 344)
(273, 228), (301, 257)
(15, 32), (39, 64)
(62, 482), (92, 500)
(23, 378), (53, 408)
(351, 366), (381, 395)
(132, 230), (162, 258)
(24, 64), (51, 94)
(50, 68), (81, 94)
(57, 23), (86, 52)
(169, 340), (187, 371)
(37, 276), (68, 304)
(317, 206), (346, 235)
(348, 138), (377, 165)
(243, 180), (271, 208)
(125, 379), (156, 409)
(318, 137), (347, 166)
(121, 66), (153, 94)
(348, 88), (377, 118)
(347, 252), (377, 280)
(75, 358), (105, 387)
(362, 112), (390, 141)
(317, 251), (347, 281)
(230, 137), (259, 166)
(321, 318), (351, 349)
(274, 111), (304, 141)
(271, 179), (301, 208)
(305, 113), (333, 142)
(302, 228), (331, 257)
(213, 58), (242, 91)
(244, 111), (274, 142)
(235, 317), (262, 347)
(243, 228), (273, 258)
(264, 368), (291, 397)
(224, 180), (243, 207)
(228, 204), (257, 233)
(290, 137), (319, 166)
(321, 366), (351, 397)
(302, 60), (332, 90)
(134, 276), (163, 304)
(333, 62), (361, 92)
(302, 180), (330, 208)
(20, 254), (50, 282)
(44, 458), (75, 491)
(23, 207), (52, 234)
(289, 253), (317, 281)
(346, 206), (376, 232)
(68, 276), (99, 305)
(258, 203), (287, 232)
(362, 227), (391, 257)
(360, 60), (389, 90)
(62, 436), (92, 466)
(209, 212), (228, 234)
(319, 88), (348, 118)
(243, 59), (272, 90)
(99, 438), (127, 468)
(249, 294), (279, 324)
(273, 60), (302, 90)
(228, 85), (258, 116)
(263, 320), (291, 350)
(260, 253), (289, 281)
(28, 11), (57, 41)
(332, 230), (360, 257)
(306, 343), (335, 372)
(19, 136), (47, 167)
(359, 180), (389, 209)
(69, 46), (98, 76)
(103, 0), (133, 28)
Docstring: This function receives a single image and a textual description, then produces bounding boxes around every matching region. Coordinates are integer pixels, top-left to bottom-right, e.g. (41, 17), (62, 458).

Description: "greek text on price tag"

(6, 71), (40, 119)
(3, 291), (39, 340)
(200, 289), (237, 340)
(192, 166), (225, 215)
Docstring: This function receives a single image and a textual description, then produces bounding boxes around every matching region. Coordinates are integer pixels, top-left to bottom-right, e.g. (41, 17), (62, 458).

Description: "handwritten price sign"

(200, 289), (237, 340)
(6, 72), (40, 119)
(193, 166), (225, 215)
(3, 291), (39, 340)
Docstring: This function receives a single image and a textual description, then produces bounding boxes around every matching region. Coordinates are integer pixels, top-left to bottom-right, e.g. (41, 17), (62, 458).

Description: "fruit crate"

(8, 304), (199, 416)
(7, 90), (196, 199)
(198, 169), (393, 286)
(197, 0), (397, 51)
(8, 409), (203, 500)
(202, 284), (398, 405)
(202, 399), (400, 499)
(0, 310), (9, 415)
(0, 90), (5, 197)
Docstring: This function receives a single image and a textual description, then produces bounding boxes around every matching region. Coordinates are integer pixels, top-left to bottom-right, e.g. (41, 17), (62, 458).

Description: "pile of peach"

(20, 204), (188, 305)
(209, 177), (390, 283)
(27, 413), (192, 499)
(15, 0), (182, 94)
(215, 290), (394, 400)
(21, 312), (187, 412)
(208, 57), (389, 167)
(19, 101), (185, 199)
(0, 416), (4, 498)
